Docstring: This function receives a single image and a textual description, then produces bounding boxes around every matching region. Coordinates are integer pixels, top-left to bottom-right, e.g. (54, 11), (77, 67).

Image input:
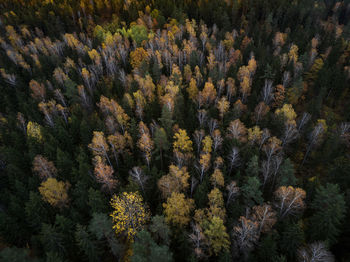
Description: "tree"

(254, 102), (270, 123)
(241, 177), (263, 207)
(98, 96), (130, 132)
(29, 79), (45, 101)
(154, 127), (170, 170)
(129, 25), (148, 45)
(93, 156), (117, 193)
(210, 169), (225, 188)
(189, 223), (207, 259)
(250, 204), (277, 234)
(0, 247), (33, 262)
(138, 127), (154, 169)
(187, 78), (199, 101)
(297, 242), (334, 262)
(227, 147), (240, 173)
(158, 165), (190, 198)
(226, 181), (240, 207)
(279, 221), (305, 259)
(75, 224), (100, 261)
(195, 153), (210, 183)
(149, 215), (171, 245)
(159, 105), (174, 136)
(275, 104), (297, 125)
(308, 183), (346, 245)
(301, 120), (327, 166)
(89, 131), (112, 166)
(281, 122), (299, 147)
(248, 126), (262, 145)
(163, 192), (194, 227)
(198, 81), (217, 107)
(227, 119), (247, 143)
(202, 135), (212, 153)
(129, 166), (148, 194)
(204, 216), (230, 255)
(32, 155), (57, 180)
(88, 213), (122, 258)
(217, 97), (229, 120)
(273, 85), (285, 108)
(110, 192), (150, 241)
(274, 186), (306, 218)
(193, 129), (205, 154)
(130, 47), (149, 69)
(173, 129), (193, 153)
(131, 230), (173, 262)
(108, 132), (132, 166)
(233, 216), (259, 259)
(211, 129), (223, 153)
(39, 178), (70, 208)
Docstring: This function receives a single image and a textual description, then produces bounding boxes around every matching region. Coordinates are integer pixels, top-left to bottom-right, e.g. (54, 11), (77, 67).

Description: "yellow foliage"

(204, 216), (230, 255)
(39, 178), (70, 208)
(173, 129), (193, 153)
(210, 169), (225, 188)
(202, 135), (213, 153)
(110, 192), (150, 241)
(275, 104), (297, 125)
(247, 126), (262, 144)
(158, 165), (190, 198)
(27, 121), (43, 142)
(130, 47), (149, 69)
(187, 78), (198, 101)
(217, 97), (230, 119)
(163, 192), (194, 227)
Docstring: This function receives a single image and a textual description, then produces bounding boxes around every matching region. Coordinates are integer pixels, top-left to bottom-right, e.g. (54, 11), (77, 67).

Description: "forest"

(0, 0), (350, 261)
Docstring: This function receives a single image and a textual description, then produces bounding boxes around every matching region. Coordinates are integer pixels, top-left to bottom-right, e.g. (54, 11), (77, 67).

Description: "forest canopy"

(0, 0), (350, 261)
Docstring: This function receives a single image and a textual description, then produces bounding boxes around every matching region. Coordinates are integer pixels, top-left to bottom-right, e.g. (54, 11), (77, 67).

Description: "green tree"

(149, 215), (171, 245)
(246, 155), (259, 177)
(204, 216), (230, 255)
(308, 183), (346, 245)
(131, 230), (173, 262)
(0, 247), (36, 262)
(75, 224), (100, 262)
(154, 127), (170, 170)
(159, 105), (174, 137)
(241, 176), (263, 207)
(279, 221), (305, 260)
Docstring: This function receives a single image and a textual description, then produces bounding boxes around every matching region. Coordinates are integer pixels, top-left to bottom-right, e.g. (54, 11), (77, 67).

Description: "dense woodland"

(0, 0), (350, 261)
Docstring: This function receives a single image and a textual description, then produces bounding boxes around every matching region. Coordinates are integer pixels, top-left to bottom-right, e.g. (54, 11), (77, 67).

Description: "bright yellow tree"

(110, 192), (150, 241)
(39, 178), (70, 208)
(173, 129), (193, 153)
(202, 135), (212, 153)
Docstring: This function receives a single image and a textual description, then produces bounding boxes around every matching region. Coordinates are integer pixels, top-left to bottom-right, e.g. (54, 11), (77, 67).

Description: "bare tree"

(250, 204), (277, 234)
(208, 118), (219, 136)
(228, 147), (240, 173)
(259, 128), (271, 150)
(297, 112), (311, 132)
(211, 129), (223, 153)
(281, 123), (299, 147)
(298, 242), (334, 262)
(193, 129), (205, 155)
(226, 181), (240, 207)
(189, 223), (207, 259)
(261, 79), (274, 104)
(301, 122), (325, 167)
(274, 186), (306, 218)
(233, 216), (259, 260)
(129, 166), (148, 194)
(190, 176), (198, 198)
(197, 109), (207, 127)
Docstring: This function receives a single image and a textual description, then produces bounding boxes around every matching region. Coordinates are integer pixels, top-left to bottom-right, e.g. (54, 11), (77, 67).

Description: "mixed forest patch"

(0, 0), (350, 261)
